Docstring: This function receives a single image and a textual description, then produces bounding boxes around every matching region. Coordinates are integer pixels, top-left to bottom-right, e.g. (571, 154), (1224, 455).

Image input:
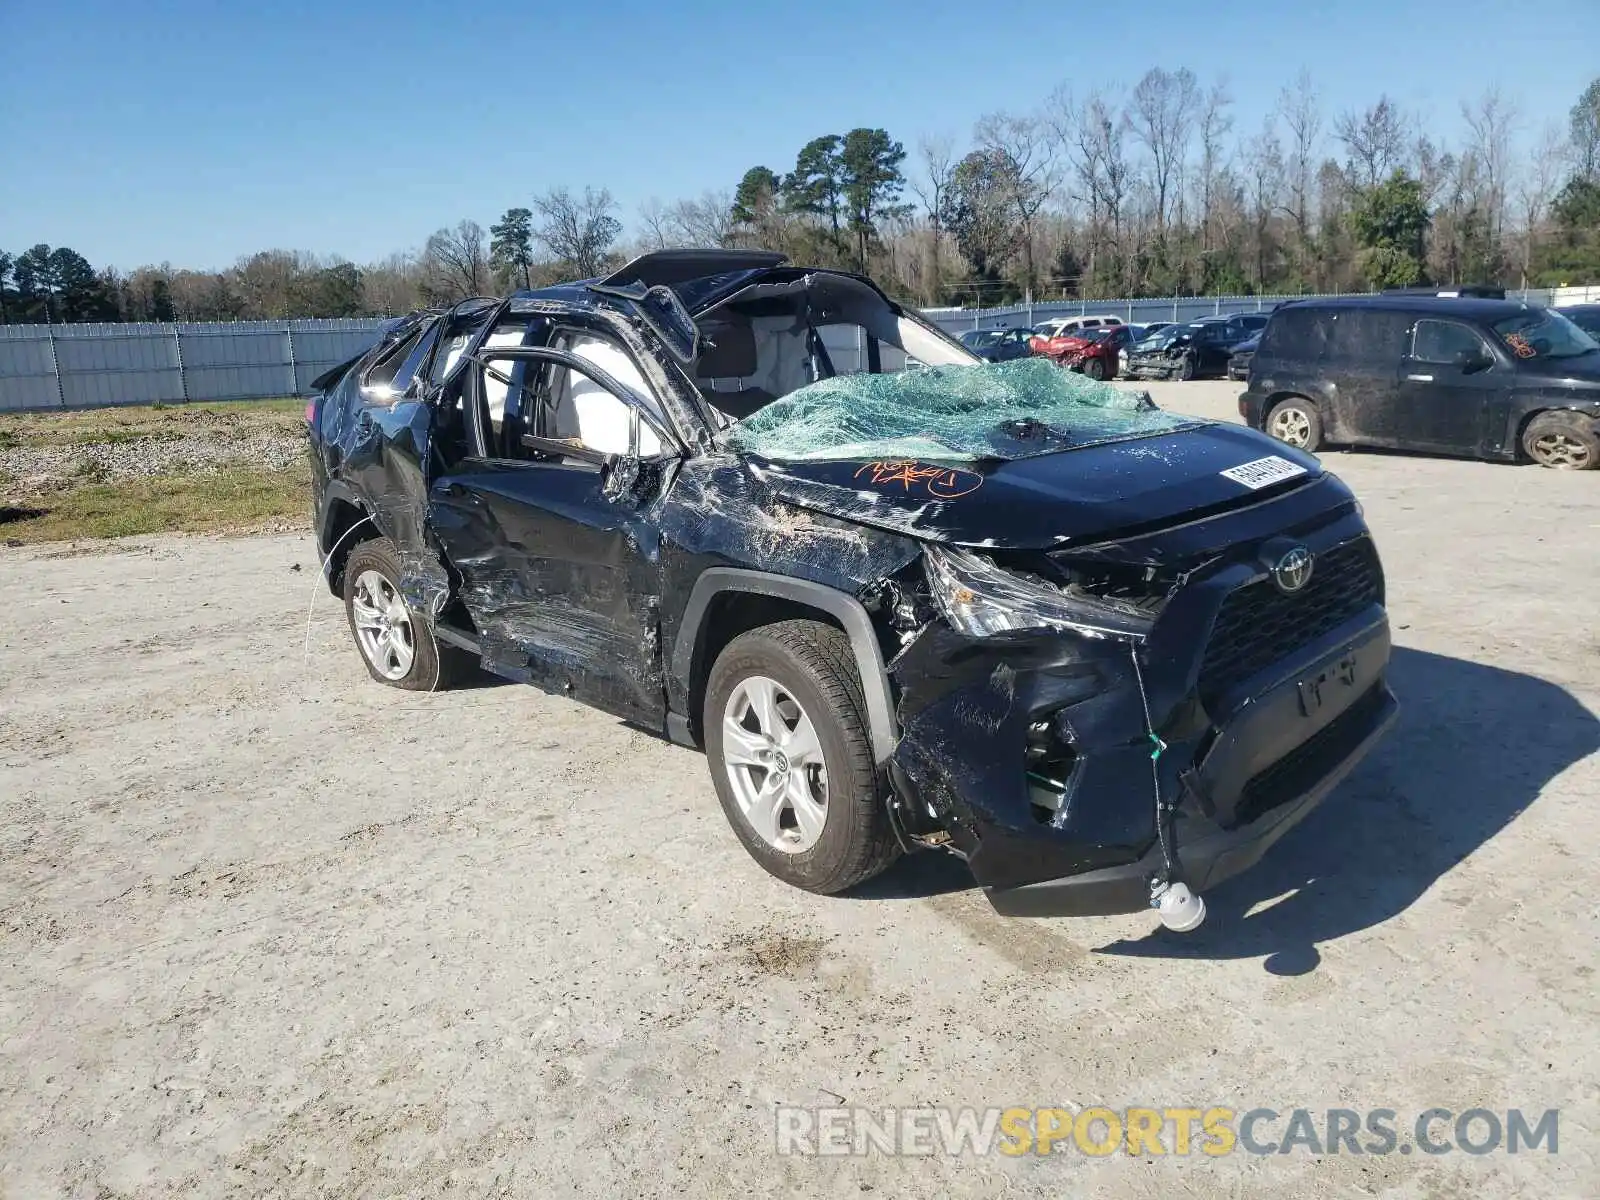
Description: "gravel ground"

(0, 409), (305, 498)
(2, 381), (1597, 1198)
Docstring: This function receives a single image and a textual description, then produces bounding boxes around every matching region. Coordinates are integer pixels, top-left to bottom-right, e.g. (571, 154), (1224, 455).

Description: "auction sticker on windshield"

(1219, 456), (1308, 489)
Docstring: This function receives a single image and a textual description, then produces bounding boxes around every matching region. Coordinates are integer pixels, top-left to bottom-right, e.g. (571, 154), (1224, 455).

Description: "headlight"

(922, 546), (1150, 641)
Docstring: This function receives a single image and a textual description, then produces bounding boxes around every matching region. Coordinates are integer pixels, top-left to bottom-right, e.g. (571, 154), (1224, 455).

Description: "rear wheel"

(343, 538), (470, 690)
(1522, 411), (1598, 470)
(1266, 397), (1323, 453)
(704, 620), (899, 895)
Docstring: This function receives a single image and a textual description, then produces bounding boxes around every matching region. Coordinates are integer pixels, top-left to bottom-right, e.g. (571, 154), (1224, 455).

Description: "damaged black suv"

(307, 250), (1397, 925)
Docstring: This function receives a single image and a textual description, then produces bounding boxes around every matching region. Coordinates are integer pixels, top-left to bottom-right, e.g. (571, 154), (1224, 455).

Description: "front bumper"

(888, 494), (1395, 918)
(1123, 356), (1184, 380)
(987, 655), (1397, 917)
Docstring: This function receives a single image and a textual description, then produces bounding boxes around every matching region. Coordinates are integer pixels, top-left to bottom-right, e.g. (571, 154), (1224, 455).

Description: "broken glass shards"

(723, 358), (1203, 463)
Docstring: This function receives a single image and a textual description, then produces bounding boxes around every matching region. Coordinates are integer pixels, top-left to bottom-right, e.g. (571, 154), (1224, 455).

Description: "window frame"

(1409, 318), (1494, 367)
(358, 324), (431, 401)
(463, 344), (682, 470)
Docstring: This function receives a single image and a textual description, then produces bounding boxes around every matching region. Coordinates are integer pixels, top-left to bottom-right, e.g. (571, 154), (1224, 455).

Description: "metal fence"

(0, 318), (387, 412)
(0, 287), (1565, 413)
(923, 288), (1557, 335)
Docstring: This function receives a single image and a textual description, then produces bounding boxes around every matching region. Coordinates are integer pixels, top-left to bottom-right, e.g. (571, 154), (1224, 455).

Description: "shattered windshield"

(1492, 311), (1598, 361)
(723, 357), (1202, 462)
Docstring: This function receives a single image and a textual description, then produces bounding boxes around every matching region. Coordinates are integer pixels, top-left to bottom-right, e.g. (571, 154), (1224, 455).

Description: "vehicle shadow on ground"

(453, 666), (515, 690)
(1095, 645), (1598, 974)
(850, 849), (976, 901)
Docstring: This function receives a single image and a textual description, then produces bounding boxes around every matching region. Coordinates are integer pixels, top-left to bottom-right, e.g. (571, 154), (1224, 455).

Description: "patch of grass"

(0, 398), (307, 449)
(0, 461), (311, 544)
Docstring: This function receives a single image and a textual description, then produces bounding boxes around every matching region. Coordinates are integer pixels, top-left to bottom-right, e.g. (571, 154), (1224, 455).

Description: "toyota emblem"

(1271, 546), (1314, 594)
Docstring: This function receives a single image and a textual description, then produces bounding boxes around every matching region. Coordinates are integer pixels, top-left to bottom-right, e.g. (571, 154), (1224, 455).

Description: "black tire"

(1521, 410), (1599, 470)
(1178, 353), (1196, 381)
(1082, 357), (1106, 381)
(1264, 396), (1324, 453)
(342, 537), (470, 691)
(704, 620), (900, 895)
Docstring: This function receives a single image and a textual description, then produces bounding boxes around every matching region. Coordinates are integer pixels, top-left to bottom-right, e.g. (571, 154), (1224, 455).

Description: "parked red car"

(1029, 324), (1144, 380)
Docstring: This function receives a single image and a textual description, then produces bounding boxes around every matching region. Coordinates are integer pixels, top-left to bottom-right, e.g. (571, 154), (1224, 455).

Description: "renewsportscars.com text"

(774, 1105), (1559, 1158)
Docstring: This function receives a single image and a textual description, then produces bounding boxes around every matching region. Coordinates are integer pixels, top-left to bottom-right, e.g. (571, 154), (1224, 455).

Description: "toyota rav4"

(306, 250), (1397, 925)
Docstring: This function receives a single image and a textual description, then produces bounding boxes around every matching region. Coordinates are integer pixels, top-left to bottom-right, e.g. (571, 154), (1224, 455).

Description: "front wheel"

(1266, 397), (1323, 453)
(1082, 357), (1106, 381)
(1522, 411), (1598, 470)
(1178, 353), (1196, 381)
(704, 621), (900, 895)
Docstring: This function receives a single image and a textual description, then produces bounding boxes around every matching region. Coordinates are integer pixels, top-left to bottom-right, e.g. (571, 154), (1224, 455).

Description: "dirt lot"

(2, 381), (1597, 1198)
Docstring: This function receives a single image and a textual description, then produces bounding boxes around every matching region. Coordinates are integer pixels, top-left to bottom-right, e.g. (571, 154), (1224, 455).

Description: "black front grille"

(1199, 537), (1382, 700)
(1233, 684), (1387, 826)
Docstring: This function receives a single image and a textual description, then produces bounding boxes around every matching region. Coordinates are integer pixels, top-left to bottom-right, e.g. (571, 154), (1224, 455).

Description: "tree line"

(4, 71), (1598, 324)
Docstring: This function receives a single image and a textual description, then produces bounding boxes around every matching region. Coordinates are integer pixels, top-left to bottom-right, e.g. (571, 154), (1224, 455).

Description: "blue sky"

(2, 0), (1595, 271)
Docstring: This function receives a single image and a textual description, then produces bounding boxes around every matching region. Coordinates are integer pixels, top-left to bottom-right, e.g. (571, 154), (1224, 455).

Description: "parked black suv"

(959, 326), (1035, 362)
(1124, 314), (1267, 381)
(1555, 303), (1600, 340)
(1227, 333), (1261, 381)
(307, 250), (1397, 925)
(1241, 297), (1600, 469)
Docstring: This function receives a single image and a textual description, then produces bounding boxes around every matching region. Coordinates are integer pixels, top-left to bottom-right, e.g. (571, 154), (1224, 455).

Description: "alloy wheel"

(350, 569), (415, 680)
(1530, 431), (1592, 469)
(1270, 406), (1312, 448)
(721, 675), (829, 854)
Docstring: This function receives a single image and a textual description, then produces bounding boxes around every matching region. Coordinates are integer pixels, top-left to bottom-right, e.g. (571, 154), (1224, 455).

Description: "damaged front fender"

(887, 621), (1172, 888)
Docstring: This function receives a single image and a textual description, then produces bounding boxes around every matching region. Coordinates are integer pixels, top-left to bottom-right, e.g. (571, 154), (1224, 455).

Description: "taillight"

(304, 399), (317, 424)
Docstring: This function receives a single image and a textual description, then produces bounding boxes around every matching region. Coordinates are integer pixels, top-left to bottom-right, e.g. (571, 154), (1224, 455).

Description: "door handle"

(1406, 373), (1434, 382)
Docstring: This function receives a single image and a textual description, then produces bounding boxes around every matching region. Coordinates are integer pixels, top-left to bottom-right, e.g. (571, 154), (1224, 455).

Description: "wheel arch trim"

(671, 568), (899, 765)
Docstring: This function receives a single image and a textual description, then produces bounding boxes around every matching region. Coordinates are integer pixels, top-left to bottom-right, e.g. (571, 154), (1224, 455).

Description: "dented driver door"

(427, 346), (670, 725)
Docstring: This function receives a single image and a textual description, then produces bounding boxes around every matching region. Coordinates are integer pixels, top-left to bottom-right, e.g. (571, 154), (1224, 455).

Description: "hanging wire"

(1128, 641), (1177, 879)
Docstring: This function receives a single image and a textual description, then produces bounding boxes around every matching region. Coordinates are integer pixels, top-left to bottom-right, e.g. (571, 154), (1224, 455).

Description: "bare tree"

(667, 191), (735, 247)
(530, 187), (622, 278)
(1514, 123), (1569, 285)
(1244, 120), (1285, 289)
(1197, 79), (1235, 253)
(1046, 86), (1134, 290)
(1410, 132), (1451, 207)
(1462, 86), (1520, 244)
(422, 221), (489, 300)
(1128, 67), (1201, 238)
(361, 251), (423, 315)
(1334, 96), (1408, 191)
(637, 197), (674, 251)
(973, 111), (1060, 299)
(1276, 71), (1323, 282)
(909, 133), (958, 302)
(637, 192), (736, 252)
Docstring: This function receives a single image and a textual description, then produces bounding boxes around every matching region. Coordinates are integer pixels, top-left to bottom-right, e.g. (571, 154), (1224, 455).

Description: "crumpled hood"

(743, 422), (1325, 549)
